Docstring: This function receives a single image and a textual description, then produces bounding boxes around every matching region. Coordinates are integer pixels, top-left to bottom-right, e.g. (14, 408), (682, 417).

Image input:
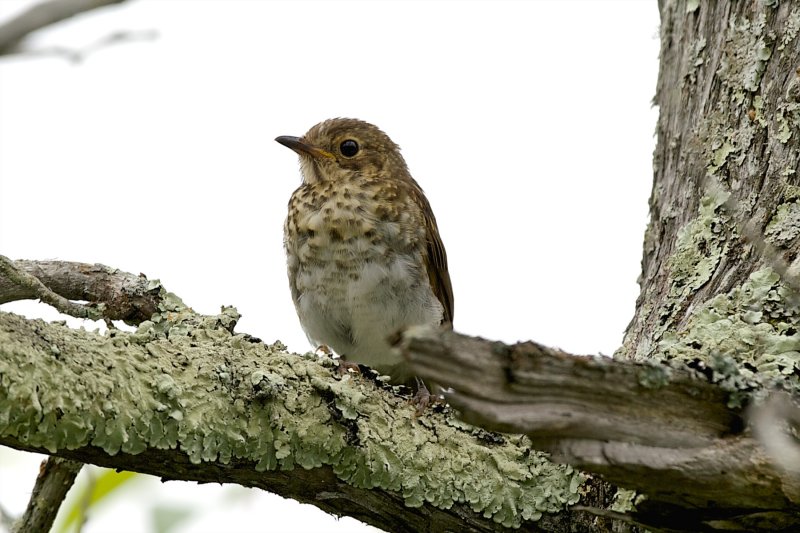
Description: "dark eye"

(339, 139), (359, 158)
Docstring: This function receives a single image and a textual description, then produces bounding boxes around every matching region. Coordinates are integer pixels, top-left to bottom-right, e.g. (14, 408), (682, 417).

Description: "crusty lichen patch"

(668, 190), (730, 298)
(695, 6), (787, 176)
(0, 296), (583, 527)
(657, 268), (800, 406)
(610, 488), (639, 514)
(619, 189), (734, 362)
(717, 12), (772, 98)
(646, 189), (732, 353)
(766, 193), (800, 246)
(778, 8), (800, 52)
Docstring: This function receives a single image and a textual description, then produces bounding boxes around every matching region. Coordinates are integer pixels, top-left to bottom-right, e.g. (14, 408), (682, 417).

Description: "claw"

(314, 344), (333, 357)
(336, 359), (361, 377)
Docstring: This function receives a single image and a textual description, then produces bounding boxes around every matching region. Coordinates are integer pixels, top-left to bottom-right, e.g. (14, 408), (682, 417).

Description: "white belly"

(294, 252), (443, 373)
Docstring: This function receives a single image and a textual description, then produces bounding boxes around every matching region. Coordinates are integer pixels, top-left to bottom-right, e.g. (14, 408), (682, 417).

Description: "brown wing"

(408, 183), (454, 327)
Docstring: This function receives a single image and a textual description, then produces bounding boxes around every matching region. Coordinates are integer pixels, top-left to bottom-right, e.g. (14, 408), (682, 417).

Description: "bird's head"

(276, 118), (410, 184)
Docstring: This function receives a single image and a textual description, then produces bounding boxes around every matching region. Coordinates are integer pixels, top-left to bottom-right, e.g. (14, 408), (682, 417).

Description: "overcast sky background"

(0, 1), (660, 531)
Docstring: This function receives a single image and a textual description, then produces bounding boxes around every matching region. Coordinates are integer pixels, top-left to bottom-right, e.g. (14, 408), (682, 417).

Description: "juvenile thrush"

(277, 118), (454, 385)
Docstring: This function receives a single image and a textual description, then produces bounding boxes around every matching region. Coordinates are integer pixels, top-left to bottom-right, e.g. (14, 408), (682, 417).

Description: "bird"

(276, 118), (454, 386)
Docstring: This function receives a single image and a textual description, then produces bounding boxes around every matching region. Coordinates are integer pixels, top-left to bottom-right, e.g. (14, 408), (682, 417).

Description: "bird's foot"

(410, 377), (443, 417)
(336, 359), (361, 378)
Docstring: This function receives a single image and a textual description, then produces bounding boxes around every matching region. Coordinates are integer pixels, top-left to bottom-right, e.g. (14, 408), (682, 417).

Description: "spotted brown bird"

(277, 118), (453, 385)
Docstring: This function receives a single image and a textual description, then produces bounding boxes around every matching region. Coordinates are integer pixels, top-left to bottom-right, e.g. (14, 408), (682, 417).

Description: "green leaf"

(56, 468), (138, 533)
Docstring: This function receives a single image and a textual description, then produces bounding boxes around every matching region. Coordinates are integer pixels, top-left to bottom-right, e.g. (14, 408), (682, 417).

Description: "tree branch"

(397, 326), (740, 447)
(11, 29), (158, 63)
(0, 296), (595, 533)
(0, 255), (106, 321)
(0, 259), (163, 324)
(0, 0), (129, 56)
(13, 457), (83, 533)
(398, 326), (800, 530)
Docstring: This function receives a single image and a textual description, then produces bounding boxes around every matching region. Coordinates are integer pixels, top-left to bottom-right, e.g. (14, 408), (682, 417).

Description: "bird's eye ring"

(339, 140), (359, 158)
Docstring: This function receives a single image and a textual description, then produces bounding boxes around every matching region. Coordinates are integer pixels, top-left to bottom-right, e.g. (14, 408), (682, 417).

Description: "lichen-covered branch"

(0, 306), (599, 533)
(13, 457), (83, 533)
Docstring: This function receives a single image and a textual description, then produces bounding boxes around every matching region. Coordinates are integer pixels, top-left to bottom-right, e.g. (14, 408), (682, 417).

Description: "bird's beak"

(275, 136), (335, 160)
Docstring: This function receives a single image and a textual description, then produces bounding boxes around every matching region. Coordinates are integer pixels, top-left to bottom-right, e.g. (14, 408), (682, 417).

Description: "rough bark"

(620, 0), (800, 363)
(398, 328), (740, 448)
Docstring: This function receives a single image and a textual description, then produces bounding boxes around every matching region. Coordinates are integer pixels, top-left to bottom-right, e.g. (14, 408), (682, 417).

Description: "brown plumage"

(277, 118), (453, 383)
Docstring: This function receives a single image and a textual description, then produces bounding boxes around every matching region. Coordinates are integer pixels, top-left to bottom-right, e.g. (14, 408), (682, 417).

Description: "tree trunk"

(619, 0), (800, 367)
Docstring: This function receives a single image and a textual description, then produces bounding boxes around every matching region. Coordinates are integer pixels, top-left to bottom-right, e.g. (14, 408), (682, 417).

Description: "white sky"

(0, 1), (660, 531)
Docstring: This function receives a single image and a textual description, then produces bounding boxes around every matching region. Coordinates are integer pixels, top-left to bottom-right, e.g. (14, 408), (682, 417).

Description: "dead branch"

(0, 258), (162, 324)
(398, 326), (800, 530)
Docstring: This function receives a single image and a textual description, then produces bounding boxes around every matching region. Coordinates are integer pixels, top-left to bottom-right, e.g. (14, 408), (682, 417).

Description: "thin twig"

(12, 28), (158, 63)
(13, 457), (83, 533)
(0, 0), (129, 55)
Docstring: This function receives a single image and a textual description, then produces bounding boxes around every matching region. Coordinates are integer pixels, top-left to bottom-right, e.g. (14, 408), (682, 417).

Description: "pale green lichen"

(621, 188), (732, 362)
(776, 106), (794, 143)
(0, 303), (584, 527)
(667, 189), (730, 301)
(637, 364), (672, 389)
(717, 13), (772, 97)
(656, 268), (800, 406)
(610, 488), (638, 513)
(783, 185), (800, 202)
(778, 8), (800, 51)
(752, 95), (768, 127)
(700, 102), (759, 175)
(710, 140), (737, 172)
(765, 198), (800, 246)
(694, 9), (774, 177)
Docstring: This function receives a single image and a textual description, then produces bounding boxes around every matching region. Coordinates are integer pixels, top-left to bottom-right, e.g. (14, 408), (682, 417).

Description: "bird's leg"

(410, 377), (444, 416)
